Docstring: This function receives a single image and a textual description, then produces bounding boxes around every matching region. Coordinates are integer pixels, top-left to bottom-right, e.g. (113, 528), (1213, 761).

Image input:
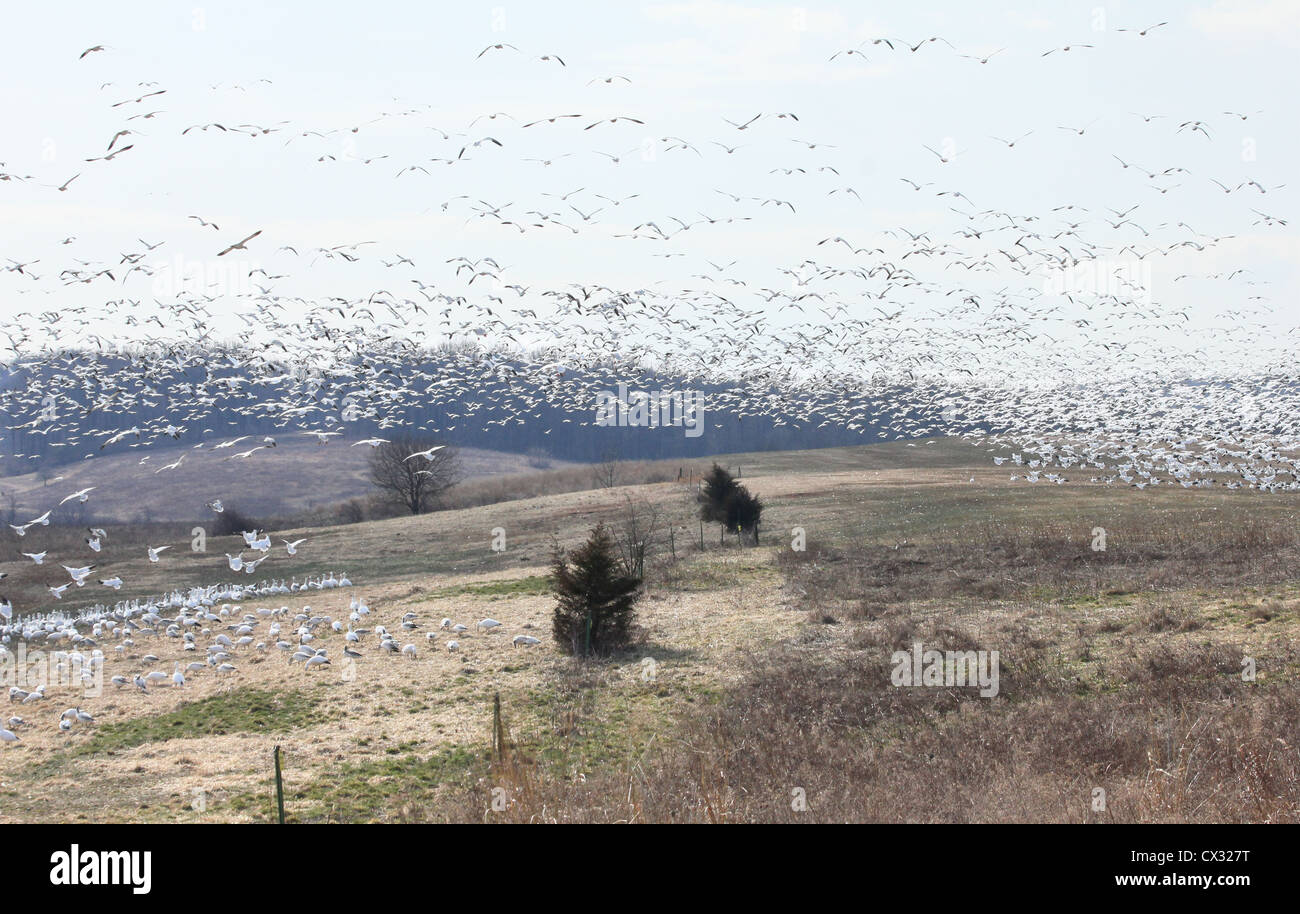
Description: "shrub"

(212, 505), (259, 538)
(551, 524), (641, 656)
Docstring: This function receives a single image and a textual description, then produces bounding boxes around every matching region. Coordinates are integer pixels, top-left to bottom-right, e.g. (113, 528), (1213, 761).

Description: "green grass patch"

(433, 574), (552, 598)
(287, 746), (485, 822)
(73, 689), (321, 758)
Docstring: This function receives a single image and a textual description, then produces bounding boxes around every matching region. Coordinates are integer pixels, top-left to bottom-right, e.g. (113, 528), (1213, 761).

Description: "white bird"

(148, 545), (170, 562)
(0, 728), (18, 744)
(402, 445), (445, 462)
(63, 564), (95, 585)
(446, 640), (460, 652)
(22, 551), (47, 564)
(283, 539), (306, 555)
(59, 487), (96, 505)
(512, 635), (542, 648)
(477, 618), (503, 632)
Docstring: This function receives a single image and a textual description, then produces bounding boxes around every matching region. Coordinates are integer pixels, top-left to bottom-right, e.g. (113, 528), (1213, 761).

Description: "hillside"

(2, 437), (1299, 823)
(0, 437), (574, 525)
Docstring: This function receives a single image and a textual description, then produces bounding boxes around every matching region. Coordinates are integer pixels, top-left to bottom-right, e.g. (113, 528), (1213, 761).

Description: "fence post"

(273, 745), (286, 824)
(492, 692), (502, 761)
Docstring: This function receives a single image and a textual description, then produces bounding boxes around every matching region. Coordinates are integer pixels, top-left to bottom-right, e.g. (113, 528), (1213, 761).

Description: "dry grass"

(3, 437), (1300, 823)
(445, 571), (1300, 824)
(774, 515), (1300, 616)
(0, 438), (575, 525)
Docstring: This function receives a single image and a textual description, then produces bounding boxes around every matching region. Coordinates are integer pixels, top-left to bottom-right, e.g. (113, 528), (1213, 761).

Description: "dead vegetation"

(5, 441), (1300, 824)
(443, 584), (1300, 824)
(433, 509), (1300, 823)
(776, 513), (1300, 615)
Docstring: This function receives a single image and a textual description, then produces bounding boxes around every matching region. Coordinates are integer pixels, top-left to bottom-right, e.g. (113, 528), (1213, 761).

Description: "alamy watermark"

(594, 382), (705, 438)
(1, 643), (103, 698)
(891, 641), (1000, 698)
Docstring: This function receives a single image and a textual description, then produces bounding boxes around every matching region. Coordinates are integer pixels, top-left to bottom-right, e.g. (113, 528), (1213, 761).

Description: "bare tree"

(613, 494), (663, 580)
(593, 447), (621, 489)
(368, 434), (461, 514)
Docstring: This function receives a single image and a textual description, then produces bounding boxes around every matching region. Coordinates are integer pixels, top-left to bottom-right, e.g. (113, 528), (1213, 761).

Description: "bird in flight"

(403, 444), (446, 462)
(85, 144), (133, 163)
(923, 145), (961, 164)
(1118, 21), (1168, 36)
(991, 132), (1033, 148)
(1041, 44), (1094, 56)
(584, 116), (644, 130)
(961, 48), (1004, 64)
(59, 487), (95, 505)
(218, 230), (261, 257)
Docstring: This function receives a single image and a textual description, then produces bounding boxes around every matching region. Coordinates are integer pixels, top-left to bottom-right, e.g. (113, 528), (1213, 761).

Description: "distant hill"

(0, 349), (900, 476)
(0, 436), (572, 524)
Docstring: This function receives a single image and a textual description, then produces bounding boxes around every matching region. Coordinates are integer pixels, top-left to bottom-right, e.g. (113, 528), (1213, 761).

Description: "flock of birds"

(0, 568), (543, 745)
(0, 20), (1296, 744)
(0, 476), (328, 617)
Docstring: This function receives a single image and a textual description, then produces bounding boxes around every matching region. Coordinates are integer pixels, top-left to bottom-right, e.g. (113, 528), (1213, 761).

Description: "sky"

(0, 0), (1296, 385)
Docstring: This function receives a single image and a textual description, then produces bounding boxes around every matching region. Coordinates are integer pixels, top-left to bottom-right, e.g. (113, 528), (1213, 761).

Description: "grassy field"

(2, 437), (1298, 823)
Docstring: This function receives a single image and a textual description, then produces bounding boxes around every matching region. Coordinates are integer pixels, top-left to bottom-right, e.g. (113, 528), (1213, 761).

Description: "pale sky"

(1, 0), (1296, 384)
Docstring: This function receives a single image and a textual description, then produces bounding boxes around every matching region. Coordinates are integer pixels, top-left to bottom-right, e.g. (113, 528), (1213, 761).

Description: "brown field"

(0, 437), (575, 525)
(1, 437), (1298, 823)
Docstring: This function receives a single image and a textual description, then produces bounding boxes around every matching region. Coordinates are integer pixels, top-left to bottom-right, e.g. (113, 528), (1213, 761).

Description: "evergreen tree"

(699, 463), (740, 544)
(725, 487), (763, 544)
(551, 524), (641, 656)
